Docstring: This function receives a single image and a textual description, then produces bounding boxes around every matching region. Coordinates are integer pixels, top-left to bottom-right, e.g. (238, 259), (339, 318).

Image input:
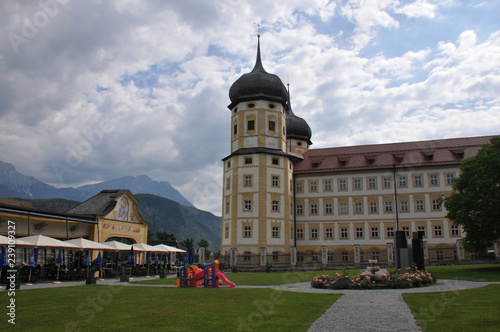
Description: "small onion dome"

(286, 86), (312, 145)
(228, 37), (288, 108)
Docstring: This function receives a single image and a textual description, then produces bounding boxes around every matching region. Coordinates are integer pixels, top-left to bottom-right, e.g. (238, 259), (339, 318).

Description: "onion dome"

(286, 85), (312, 145)
(228, 36), (288, 108)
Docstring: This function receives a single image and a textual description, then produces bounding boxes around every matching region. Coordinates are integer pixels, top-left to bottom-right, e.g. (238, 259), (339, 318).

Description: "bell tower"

(220, 36), (295, 261)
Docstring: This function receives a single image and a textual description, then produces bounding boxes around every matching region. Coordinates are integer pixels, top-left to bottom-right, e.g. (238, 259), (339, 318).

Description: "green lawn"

(405, 284), (500, 332)
(0, 285), (339, 332)
(133, 269), (365, 286)
(426, 264), (500, 281)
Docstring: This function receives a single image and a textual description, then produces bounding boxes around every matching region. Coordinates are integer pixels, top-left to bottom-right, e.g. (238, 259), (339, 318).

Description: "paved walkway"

(4, 275), (499, 332)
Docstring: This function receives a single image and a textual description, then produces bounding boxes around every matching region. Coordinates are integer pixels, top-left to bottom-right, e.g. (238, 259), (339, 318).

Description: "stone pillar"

(260, 247), (267, 267)
(290, 247), (297, 266)
(321, 246), (328, 266)
(354, 244), (360, 264)
(495, 243), (500, 259)
(229, 248), (238, 267)
(198, 247), (205, 265)
(456, 239), (465, 261)
(423, 241), (428, 263)
(387, 242), (394, 264)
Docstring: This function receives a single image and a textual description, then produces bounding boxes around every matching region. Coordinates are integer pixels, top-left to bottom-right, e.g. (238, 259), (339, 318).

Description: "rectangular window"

(296, 182), (303, 192)
(244, 175), (252, 186)
(400, 201), (408, 212)
(340, 203), (347, 214)
(272, 226), (280, 238)
(341, 228), (348, 238)
(354, 178), (362, 189)
(324, 180), (332, 191)
(296, 229), (303, 239)
(371, 227), (379, 238)
(356, 227), (363, 238)
(268, 120), (276, 131)
(368, 177), (377, 189)
(430, 174), (439, 185)
(225, 201), (230, 214)
(272, 158), (279, 165)
(296, 204), (303, 215)
(416, 200), (425, 211)
(436, 250), (444, 261)
(370, 202), (377, 213)
(446, 173), (454, 185)
(386, 227), (394, 238)
(355, 202), (363, 213)
(418, 226), (426, 237)
(244, 200), (252, 211)
(326, 228), (333, 239)
(297, 252), (304, 262)
(272, 175), (279, 187)
(327, 251), (334, 262)
(325, 203), (332, 214)
(385, 202), (393, 212)
(342, 251), (349, 262)
(311, 229), (318, 239)
(225, 227), (229, 238)
(399, 176), (407, 187)
(451, 225), (459, 236)
(310, 204), (318, 214)
(272, 251), (279, 262)
(339, 179), (347, 190)
(414, 175), (422, 186)
(383, 177), (391, 188)
(434, 225), (442, 236)
(272, 200), (279, 212)
(243, 251), (251, 261)
(312, 252), (318, 262)
(226, 178), (230, 190)
(243, 226), (252, 237)
(310, 181), (317, 192)
(233, 124), (237, 135)
(403, 226), (410, 237)
(372, 251), (380, 260)
(432, 200), (441, 210)
(247, 120), (255, 131)
(244, 157), (252, 164)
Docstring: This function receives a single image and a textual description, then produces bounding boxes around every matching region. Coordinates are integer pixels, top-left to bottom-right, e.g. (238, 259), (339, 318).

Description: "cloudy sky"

(0, 0), (498, 215)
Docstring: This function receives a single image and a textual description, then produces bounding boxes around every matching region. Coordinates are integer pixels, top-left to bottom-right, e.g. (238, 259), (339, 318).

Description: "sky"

(0, 0), (498, 216)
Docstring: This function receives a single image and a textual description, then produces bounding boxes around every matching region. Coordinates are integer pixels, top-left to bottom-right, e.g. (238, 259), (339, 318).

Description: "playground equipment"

(177, 260), (236, 288)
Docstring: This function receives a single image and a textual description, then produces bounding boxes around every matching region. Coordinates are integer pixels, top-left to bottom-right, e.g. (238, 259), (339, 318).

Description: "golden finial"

(254, 22), (261, 38)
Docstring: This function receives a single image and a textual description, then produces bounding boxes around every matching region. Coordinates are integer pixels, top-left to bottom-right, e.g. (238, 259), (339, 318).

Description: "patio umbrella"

(104, 240), (132, 251)
(95, 252), (103, 266)
(0, 247), (6, 280)
(28, 248), (36, 282)
(164, 252), (169, 266)
(17, 235), (79, 249)
(85, 250), (92, 278)
(152, 243), (186, 253)
(0, 235), (9, 246)
(132, 243), (157, 252)
(55, 247), (63, 281)
(126, 247), (136, 267)
(65, 238), (114, 250)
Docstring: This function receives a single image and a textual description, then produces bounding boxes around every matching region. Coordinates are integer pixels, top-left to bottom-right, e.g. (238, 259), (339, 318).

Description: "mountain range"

(0, 160), (193, 206)
(0, 160), (221, 249)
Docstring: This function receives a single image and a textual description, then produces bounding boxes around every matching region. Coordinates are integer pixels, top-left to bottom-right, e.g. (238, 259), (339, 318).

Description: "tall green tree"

(181, 238), (194, 251)
(156, 231), (176, 241)
(197, 239), (209, 249)
(444, 136), (500, 253)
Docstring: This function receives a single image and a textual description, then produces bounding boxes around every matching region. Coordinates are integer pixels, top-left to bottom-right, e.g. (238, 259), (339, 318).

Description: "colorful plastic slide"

(216, 271), (236, 287)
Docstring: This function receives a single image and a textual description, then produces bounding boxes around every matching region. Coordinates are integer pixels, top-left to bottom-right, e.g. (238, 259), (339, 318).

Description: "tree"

(444, 136), (500, 253)
(156, 231), (176, 241)
(197, 239), (209, 249)
(181, 238), (194, 251)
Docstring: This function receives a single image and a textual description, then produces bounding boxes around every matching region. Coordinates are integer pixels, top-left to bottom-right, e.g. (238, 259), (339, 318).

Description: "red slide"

(216, 271), (236, 287)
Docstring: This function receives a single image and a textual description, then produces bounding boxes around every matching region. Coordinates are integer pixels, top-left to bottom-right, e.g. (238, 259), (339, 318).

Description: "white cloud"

(395, 0), (438, 18)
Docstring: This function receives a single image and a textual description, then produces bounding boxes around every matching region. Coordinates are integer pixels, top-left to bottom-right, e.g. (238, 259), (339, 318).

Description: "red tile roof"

(294, 135), (496, 174)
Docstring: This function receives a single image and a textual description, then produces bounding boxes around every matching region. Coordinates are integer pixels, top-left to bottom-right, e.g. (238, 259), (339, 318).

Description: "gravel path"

(272, 279), (500, 332)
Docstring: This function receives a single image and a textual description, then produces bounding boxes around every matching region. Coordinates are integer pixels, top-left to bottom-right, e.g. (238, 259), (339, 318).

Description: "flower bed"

(311, 268), (437, 290)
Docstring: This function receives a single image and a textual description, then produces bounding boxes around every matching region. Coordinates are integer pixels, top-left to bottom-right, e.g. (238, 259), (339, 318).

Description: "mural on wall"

(110, 195), (139, 223)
